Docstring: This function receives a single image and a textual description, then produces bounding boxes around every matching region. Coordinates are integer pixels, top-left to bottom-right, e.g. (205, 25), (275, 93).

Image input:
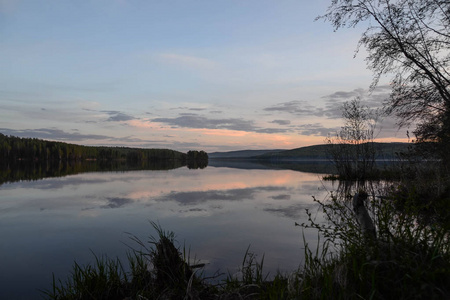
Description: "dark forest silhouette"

(0, 133), (208, 184)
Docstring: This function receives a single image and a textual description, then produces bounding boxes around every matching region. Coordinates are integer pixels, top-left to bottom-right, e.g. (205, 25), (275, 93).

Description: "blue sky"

(0, 0), (408, 152)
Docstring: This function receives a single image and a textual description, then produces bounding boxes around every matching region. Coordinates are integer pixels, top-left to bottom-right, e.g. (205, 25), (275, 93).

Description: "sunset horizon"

(1, 1), (410, 152)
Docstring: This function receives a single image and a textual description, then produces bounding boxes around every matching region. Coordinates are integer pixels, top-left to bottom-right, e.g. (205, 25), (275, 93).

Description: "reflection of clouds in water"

(156, 186), (288, 206)
(177, 207), (209, 217)
(157, 189), (253, 205)
(271, 194), (291, 200)
(263, 203), (316, 219)
(293, 182), (333, 197)
(100, 197), (134, 209)
(79, 209), (101, 218)
(81, 196), (137, 211)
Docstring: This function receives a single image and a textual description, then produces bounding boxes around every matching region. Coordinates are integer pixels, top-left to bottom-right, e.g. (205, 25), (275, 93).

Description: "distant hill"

(254, 144), (330, 160)
(255, 143), (411, 161)
(208, 149), (283, 159)
(211, 143), (412, 161)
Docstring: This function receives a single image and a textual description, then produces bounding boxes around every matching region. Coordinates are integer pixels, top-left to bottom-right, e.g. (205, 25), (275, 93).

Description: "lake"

(0, 160), (335, 299)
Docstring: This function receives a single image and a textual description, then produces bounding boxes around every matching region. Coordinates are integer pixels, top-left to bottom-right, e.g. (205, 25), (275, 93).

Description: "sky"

(0, 0), (409, 152)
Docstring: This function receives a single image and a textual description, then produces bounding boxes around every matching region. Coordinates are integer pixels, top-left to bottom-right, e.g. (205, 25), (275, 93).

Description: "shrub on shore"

(296, 191), (450, 299)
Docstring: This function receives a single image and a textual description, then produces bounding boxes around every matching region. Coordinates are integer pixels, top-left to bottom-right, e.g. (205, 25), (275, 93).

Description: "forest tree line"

(0, 133), (207, 166)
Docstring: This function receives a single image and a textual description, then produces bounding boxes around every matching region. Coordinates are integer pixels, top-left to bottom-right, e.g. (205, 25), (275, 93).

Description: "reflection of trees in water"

(333, 180), (391, 201)
(0, 134), (212, 184)
(326, 180), (395, 233)
(186, 150), (208, 169)
(209, 160), (337, 174)
(0, 160), (187, 185)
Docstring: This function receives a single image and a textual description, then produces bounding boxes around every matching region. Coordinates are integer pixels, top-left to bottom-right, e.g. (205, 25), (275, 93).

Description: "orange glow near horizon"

(98, 119), (411, 151)
(122, 168), (320, 202)
(374, 137), (411, 143)
(127, 119), (160, 129)
(197, 128), (249, 137)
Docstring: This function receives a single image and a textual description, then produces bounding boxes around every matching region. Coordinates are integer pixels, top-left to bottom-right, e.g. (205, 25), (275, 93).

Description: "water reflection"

(0, 159), (187, 186)
(0, 162), (334, 299)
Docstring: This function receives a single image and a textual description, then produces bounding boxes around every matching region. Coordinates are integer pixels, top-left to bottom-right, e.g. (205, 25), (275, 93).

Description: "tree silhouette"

(319, 0), (450, 164)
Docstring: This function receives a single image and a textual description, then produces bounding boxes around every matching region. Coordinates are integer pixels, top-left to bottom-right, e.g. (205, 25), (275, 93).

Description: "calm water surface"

(0, 162), (334, 299)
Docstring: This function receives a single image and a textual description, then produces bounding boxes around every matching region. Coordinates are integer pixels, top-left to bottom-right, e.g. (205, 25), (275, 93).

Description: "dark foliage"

(187, 150), (209, 169)
(0, 133), (209, 182)
(318, 0), (450, 166)
(0, 133), (187, 163)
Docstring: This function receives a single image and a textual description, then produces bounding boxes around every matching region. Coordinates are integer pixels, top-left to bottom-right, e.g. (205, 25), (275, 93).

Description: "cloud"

(0, 127), (173, 147)
(152, 115), (249, 130)
(264, 86), (392, 121)
(271, 119), (291, 125)
(171, 106), (208, 111)
(296, 123), (340, 137)
(323, 86), (390, 106)
(263, 203), (313, 219)
(179, 113), (198, 116)
(82, 108), (138, 122)
(365, 85), (392, 108)
(264, 100), (319, 116)
(101, 110), (136, 122)
(264, 99), (340, 119)
(321, 102), (343, 119)
(257, 128), (289, 134)
(0, 128), (112, 141)
(320, 87), (393, 120)
(100, 197), (133, 209)
(151, 114), (290, 134)
(156, 186), (287, 206)
(323, 88), (366, 102)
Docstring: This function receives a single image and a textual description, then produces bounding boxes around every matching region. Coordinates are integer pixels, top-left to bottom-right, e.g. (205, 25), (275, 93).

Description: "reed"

(42, 221), (210, 299)
(295, 191), (450, 299)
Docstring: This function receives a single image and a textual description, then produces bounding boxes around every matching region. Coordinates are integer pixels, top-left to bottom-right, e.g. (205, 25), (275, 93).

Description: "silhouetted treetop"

(319, 0), (450, 164)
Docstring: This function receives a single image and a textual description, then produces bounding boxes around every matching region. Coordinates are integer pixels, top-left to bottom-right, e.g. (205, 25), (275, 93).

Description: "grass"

(43, 180), (450, 299)
(42, 221), (213, 300)
(296, 191), (450, 299)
